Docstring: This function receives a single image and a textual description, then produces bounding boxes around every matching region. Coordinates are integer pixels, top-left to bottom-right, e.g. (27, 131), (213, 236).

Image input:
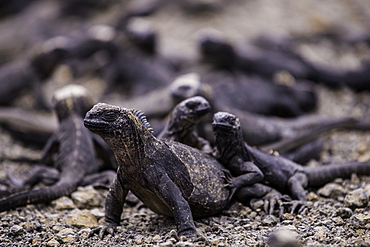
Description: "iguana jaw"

(83, 117), (112, 135)
(184, 96), (210, 117)
(212, 112), (239, 131)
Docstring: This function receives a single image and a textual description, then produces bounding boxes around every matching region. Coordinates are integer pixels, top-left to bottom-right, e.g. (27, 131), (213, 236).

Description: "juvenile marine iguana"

(212, 111), (370, 201)
(157, 96), (212, 153)
(0, 84), (117, 212)
(83, 103), (233, 238)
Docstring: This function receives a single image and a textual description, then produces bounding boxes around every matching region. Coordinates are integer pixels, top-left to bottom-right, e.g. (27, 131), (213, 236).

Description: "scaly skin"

(212, 112), (370, 201)
(0, 85), (117, 212)
(157, 96), (212, 152)
(84, 103), (232, 238)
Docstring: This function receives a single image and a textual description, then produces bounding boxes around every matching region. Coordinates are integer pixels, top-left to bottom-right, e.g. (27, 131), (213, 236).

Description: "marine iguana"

(197, 30), (344, 88)
(212, 111), (370, 201)
(157, 96), (212, 153)
(0, 43), (67, 110)
(201, 71), (317, 118)
(0, 84), (117, 212)
(83, 103), (233, 238)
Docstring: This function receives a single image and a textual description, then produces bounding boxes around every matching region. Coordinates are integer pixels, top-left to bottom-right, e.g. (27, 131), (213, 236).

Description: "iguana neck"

(166, 116), (196, 139)
(215, 130), (248, 164)
(104, 127), (159, 169)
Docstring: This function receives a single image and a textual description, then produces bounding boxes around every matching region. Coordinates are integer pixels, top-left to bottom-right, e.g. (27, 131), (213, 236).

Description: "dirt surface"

(0, 0), (370, 246)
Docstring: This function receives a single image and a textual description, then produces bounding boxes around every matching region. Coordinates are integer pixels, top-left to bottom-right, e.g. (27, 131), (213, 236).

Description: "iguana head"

(196, 29), (236, 68)
(168, 96), (211, 132)
(52, 84), (95, 121)
(31, 36), (69, 79)
(212, 112), (243, 160)
(170, 73), (202, 102)
(84, 103), (153, 150)
(212, 112), (240, 133)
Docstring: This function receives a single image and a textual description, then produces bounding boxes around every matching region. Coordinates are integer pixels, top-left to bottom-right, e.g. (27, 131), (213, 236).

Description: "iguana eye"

(185, 100), (200, 110)
(102, 111), (117, 122)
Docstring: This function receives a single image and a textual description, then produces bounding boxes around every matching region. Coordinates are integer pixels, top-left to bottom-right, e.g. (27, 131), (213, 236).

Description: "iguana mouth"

(194, 107), (210, 117)
(212, 121), (234, 130)
(84, 118), (111, 134)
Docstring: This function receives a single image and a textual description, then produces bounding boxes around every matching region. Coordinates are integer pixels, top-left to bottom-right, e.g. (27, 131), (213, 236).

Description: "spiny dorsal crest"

(131, 109), (153, 133)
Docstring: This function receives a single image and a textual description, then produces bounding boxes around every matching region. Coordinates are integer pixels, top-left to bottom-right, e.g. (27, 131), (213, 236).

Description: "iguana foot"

(279, 200), (307, 219)
(220, 169), (238, 200)
(88, 223), (117, 239)
(256, 190), (292, 215)
(168, 229), (209, 245)
(177, 225), (197, 238)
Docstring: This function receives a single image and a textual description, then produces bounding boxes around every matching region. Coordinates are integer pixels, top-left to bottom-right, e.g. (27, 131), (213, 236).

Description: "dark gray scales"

(157, 96), (212, 152)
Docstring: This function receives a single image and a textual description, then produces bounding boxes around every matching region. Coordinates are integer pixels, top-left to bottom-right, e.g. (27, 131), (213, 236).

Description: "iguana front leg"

(226, 160), (264, 200)
(287, 172), (308, 201)
(89, 175), (128, 239)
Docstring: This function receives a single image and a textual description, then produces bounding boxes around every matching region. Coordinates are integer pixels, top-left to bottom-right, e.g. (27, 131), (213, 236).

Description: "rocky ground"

(0, 0), (370, 246)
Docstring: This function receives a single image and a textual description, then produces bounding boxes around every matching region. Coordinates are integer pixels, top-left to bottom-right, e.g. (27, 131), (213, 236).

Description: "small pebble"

(317, 183), (346, 198)
(47, 238), (60, 247)
(344, 188), (369, 208)
(267, 229), (302, 247)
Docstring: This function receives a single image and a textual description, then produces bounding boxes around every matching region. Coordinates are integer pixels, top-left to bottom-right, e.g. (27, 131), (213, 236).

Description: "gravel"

(1, 0), (370, 246)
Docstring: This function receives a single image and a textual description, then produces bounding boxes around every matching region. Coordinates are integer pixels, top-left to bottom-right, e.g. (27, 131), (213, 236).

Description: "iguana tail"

(261, 117), (358, 153)
(0, 182), (78, 212)
(305, 161), (370, 187)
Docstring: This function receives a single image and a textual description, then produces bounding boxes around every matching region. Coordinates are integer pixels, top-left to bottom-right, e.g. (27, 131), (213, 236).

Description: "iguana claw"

(221, 169), (233, 183)
(279, 200), (307, 218)
(88, 223), (117, 239)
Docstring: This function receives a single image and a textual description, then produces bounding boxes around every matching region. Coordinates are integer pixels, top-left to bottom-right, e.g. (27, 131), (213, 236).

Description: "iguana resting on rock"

(212, 111), (370, 202)
(0, 84), (117, 212)
(84, 103), (236, 238)
(157, 96), (212, 153)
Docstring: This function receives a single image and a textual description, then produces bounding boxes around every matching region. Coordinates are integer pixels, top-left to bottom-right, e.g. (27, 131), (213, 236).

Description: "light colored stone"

(56, 228), (75, 243)
(344, 188), (369, 208)
(52, 196), (76, 210)
(71, 186), (104, 208)
(317, 183), (346, 198)
(351, 214), (370, 226)
(47, 238), (60, 247)
(65, 209), (98, 228)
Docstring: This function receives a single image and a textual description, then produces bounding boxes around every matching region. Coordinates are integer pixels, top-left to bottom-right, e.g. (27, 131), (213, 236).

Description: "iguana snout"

(212, 111), (239, 131)
(84, 103), (122, 134)
(182, 96), (210, 117)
